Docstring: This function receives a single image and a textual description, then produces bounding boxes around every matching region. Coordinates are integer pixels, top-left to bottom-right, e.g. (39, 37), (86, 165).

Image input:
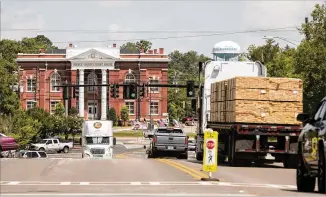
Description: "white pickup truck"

(30, 138), (73, 153)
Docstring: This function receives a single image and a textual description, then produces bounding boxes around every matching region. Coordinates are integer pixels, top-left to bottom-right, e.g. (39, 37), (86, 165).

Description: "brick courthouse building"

(16, 43), (169, 121)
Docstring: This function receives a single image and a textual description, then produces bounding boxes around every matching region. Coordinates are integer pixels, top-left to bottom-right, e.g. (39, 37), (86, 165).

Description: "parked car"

(0, 133), (19, 155)
(22, 151), (48, 159)
(29, 138), (73, 153)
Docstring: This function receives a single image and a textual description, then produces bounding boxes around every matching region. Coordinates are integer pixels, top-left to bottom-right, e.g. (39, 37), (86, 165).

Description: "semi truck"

(82, 120), (116, 159)
(195, 41), (301, 168)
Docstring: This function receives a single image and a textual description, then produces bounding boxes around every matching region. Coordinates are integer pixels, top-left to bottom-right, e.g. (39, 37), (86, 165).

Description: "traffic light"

(129, 83), (137, 99)
(123, 83), (137, 99)
(187, 80), (195, 97)
(115, 84), (120, 98)
(139, 83), (146, 97)
(110, 84), (120, 98)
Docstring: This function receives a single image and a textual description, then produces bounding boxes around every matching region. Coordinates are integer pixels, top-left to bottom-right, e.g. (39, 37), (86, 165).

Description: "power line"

(48, 26), (300, 43)
(4, 0), (324, 1)
(1, 28), (298, 34)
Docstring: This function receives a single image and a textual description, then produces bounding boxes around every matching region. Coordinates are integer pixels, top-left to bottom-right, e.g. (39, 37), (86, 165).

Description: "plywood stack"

(210, 77), (303, 124)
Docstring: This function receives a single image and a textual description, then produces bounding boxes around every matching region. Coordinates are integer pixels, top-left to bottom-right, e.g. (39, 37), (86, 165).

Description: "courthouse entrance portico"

(68, 48), (118, 120)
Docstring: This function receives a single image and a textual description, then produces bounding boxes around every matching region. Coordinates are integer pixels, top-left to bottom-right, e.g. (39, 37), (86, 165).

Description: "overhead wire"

(36, 26), (299, 43)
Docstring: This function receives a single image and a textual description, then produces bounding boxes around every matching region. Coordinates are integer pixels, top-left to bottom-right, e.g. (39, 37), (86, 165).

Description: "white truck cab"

(82, 120), (116, 159)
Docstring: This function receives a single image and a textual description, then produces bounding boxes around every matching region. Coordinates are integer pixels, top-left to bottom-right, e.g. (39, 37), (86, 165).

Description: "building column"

(79, 69), (85, 118)
(101, 69), (107, 120)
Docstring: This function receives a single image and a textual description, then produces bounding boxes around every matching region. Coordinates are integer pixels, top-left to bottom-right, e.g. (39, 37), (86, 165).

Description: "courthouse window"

(26, 101), (35, 109)
(27, 79), (36, 92)
(87, 72), (98, 92)
(125, 73), (136, 84)
(125, 102), (135, 115)
(50, 72), (61, 92)
(149, 78), (159, 92)
(149, 101), (159, 115)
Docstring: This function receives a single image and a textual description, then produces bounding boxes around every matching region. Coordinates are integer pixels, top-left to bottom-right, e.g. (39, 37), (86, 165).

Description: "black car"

(296, 97), (326, 193)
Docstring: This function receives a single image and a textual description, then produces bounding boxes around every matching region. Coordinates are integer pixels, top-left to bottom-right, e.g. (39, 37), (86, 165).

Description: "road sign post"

(201, 129), (219, 181)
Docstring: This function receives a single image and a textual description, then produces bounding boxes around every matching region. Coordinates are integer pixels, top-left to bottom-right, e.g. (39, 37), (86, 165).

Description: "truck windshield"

(85, 137), (110, 144)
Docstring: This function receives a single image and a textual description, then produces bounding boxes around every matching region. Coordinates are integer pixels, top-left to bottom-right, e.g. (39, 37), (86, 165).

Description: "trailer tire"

(196, 153), (203, 161)
(318, 143), (325, 194)
(297, 152), (316, 192)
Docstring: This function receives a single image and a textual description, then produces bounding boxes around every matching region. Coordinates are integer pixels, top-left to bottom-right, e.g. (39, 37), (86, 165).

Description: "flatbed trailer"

(205, 121), (302, 168)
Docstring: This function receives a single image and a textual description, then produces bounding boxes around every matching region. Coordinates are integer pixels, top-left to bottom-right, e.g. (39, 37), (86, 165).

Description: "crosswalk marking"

(60, 182), (71, 185)
(149, 182), (160, 185)
(7, 182), (20, 185)
(130, 182), (142, 185)
(0, 181), (298, 190)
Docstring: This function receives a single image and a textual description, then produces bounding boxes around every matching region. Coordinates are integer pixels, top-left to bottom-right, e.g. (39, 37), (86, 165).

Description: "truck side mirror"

(113, 137), (116, 146)
(297, 113), (310, 122)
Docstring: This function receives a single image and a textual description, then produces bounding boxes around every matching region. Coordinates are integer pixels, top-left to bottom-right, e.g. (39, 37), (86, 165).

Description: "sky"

(1, 0), (324, 57)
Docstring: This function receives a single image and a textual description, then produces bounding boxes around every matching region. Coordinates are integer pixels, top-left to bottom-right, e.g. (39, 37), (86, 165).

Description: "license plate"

(168, 146), (174, 150)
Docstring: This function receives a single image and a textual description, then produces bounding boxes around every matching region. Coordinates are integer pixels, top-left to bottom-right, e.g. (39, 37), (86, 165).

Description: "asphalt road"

(0, 148), (324, 197)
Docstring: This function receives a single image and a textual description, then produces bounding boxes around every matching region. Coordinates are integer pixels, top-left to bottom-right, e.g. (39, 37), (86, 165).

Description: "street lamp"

(263, 36), (298, 46)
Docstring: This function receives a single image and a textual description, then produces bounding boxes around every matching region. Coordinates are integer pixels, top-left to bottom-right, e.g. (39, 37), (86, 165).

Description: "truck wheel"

(318, 147), (326, 193)
(297, 154), (316, 192)
(39, 148), (45, 152)
(63, 146), (69, 154)
(196, 153), (203, 161)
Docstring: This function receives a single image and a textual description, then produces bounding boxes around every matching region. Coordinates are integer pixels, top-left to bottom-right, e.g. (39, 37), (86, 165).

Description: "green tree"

(293, 4), (326, 113)
(69, 107), (78, 116)
(8, 110), (41, 148)
(120, 40), (152, 53)
(0, 59), (19, 115)
(108, 107), (118, 126)
(167, 50), (210, 120)
(120, 106), (129, 126)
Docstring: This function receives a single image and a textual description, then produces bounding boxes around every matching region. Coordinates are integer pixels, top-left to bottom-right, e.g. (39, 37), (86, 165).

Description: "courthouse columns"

(78, 69), (85, 118)
(101, 69), (107, 120)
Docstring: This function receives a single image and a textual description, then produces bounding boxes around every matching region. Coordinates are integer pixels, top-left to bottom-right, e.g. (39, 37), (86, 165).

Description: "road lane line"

(7, 182), (20, 185)
(149, 182), (161, 185)
(157, 159), (202, 180)
(59, 182), (71, 185)
(79, 182), (90, 185)
(199, 182), (213, 185)
(130, 182), (142, 185)
(160, 159), (209, 179)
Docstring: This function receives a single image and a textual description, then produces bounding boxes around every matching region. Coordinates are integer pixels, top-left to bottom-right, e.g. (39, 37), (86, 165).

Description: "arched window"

(87, 72), (98, 92)
(50, 71), (61, 92)
(125, 73), (136, 84)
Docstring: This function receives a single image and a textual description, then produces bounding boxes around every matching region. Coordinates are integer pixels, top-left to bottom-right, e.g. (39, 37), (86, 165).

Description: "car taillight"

(185, 137), (188, 144)
(153, 136), (157, 143)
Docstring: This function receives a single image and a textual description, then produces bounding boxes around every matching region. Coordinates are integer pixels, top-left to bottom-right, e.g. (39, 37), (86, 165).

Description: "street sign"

(203, 129), (218, 172)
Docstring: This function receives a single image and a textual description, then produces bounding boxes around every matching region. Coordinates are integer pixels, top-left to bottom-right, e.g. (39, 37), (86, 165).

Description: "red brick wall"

(18, 61), (168, 121)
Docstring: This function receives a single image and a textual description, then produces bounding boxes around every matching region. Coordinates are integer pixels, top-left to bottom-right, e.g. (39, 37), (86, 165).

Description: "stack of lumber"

(210, 77), (303, 124)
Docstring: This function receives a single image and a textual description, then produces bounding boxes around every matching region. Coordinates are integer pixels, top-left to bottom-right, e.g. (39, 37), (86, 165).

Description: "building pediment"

(68, 49), (119, 61)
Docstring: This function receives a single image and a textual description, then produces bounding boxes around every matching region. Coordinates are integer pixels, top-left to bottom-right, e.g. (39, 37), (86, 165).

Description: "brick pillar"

(161, 69), (168, 115)
(39, 69), (46, 109)
(71, 70), (77, 108)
